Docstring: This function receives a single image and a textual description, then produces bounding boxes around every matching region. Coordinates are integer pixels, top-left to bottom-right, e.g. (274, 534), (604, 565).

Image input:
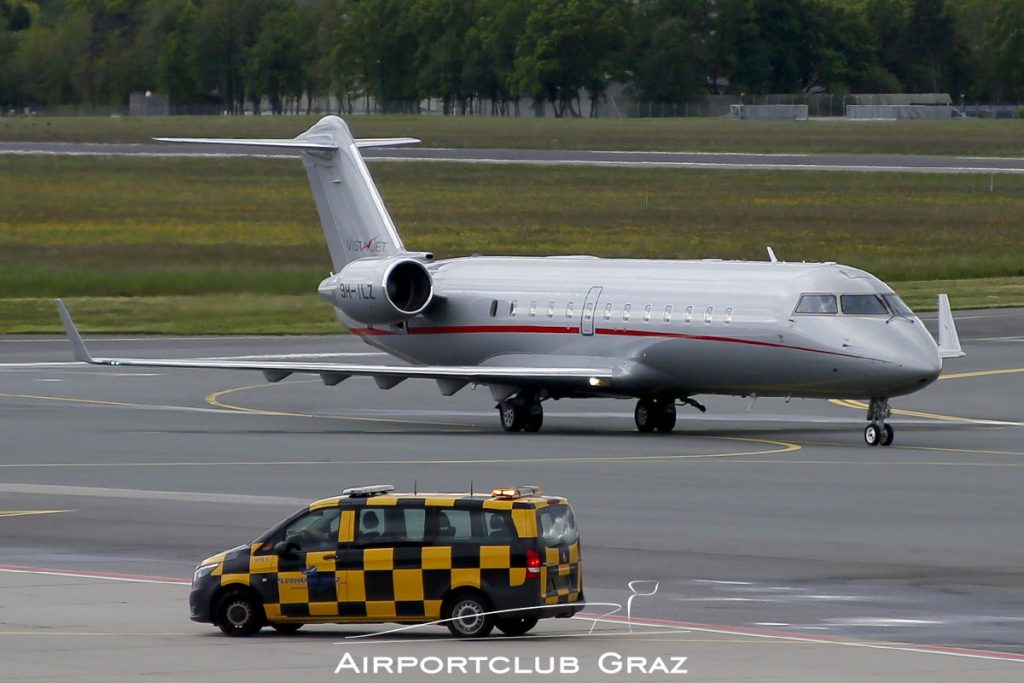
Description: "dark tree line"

(3, 0), (1024, 116)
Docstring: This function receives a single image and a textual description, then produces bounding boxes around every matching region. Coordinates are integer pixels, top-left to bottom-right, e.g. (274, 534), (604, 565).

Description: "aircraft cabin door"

(580, 286), (603, 336)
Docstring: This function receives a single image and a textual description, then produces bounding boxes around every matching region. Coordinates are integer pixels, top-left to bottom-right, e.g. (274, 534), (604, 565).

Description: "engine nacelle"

(318, 256), (434, 325)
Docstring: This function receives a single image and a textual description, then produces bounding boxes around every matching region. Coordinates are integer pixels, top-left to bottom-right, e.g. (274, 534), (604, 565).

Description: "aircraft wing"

(56, 301), (614, 396)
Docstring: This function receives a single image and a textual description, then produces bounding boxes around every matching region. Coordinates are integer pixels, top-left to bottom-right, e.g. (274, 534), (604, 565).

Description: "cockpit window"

(882, 294), (914, 317)
(840, 294), (889, 315)
(795, 294), (838, 314)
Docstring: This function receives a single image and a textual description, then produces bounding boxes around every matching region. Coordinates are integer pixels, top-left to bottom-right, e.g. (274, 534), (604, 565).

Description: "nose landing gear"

(864, 398), (894, 447)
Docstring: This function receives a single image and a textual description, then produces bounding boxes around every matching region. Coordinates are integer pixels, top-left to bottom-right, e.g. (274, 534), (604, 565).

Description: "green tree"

(515, 0), (627, 117)
(629, 0), (714, 103)
(157, 1), (202, 105)
(244, 2), (305, 114)
(461, 0), (530, 114)
(984, 0), (1024, 101)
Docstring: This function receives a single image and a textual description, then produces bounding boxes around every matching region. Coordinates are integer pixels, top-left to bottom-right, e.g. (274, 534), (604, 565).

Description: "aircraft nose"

(886, 327), (942, 391)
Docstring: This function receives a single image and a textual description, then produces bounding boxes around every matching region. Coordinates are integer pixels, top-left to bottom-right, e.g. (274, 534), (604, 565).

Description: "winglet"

(766, 246), (778, 263)
(936, 293), (965, 359)
(55, 299), (94, 363)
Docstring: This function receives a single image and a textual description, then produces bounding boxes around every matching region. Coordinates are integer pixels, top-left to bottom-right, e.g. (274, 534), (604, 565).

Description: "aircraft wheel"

(634, 399), (657, 433)
(864, 423), (882, 446)
(880, 424), (895, 447)
(523, 402), (544, 432)
(499, 401), (526, 432)
(655, 402), (677, 433)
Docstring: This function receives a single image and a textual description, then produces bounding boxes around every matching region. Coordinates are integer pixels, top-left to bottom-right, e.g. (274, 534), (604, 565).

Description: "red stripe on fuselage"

(349, 324), (858, 359)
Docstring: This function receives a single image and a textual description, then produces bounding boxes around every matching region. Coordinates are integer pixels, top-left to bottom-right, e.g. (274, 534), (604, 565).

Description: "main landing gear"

(863, 397), (895, 447)
(498, 395), (543, 433)
(634, 398), (677, 433)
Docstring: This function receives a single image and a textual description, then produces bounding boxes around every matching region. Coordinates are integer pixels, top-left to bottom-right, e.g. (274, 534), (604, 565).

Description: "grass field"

(1, 155), (1022, 333)
(4, 114), (1024, 156)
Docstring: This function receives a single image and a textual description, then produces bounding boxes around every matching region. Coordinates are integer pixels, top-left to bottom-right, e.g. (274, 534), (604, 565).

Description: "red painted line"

(0, 564), (190, 585)
(408, 324), (580, 335)
(594, 328), (861, 359)
(350, 328), (396, 337)
(576, 611), (1024, 662)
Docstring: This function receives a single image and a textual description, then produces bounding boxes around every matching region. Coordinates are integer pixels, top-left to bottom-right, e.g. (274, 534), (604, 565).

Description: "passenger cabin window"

(529, 300), (537, 317)
(663, 305), (673, 323)
(684, 306), (693, 323)
(565, 302), (575, 318)
(622, 304), (632, 322)
(725, 307), (734, 324)
(704, 306), (713, 324)
(583, 301), (595, 322)
(510, 300), (518, 317)
(547, 301), (555, 318)
(356, 507), (426, 545)
(489, 300), (498, 317)
(603, 303), (613, 320)
(795, 294), (838, 315)
(642, 304), (652, 322)
(841, 294), (889, 315)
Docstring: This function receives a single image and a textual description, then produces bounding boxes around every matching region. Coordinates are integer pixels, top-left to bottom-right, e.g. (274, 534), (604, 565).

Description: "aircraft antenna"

(414, 480), (417, 495)
(470, 481), (474, 497)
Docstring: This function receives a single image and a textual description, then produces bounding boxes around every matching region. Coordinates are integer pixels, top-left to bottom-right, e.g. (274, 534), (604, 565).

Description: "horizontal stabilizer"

(153, 136), (420, 151)
(936, 293), (965, 359)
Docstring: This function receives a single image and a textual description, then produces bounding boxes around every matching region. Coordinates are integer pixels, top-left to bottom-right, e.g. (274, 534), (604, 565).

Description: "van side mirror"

(275, 541), (300, 559)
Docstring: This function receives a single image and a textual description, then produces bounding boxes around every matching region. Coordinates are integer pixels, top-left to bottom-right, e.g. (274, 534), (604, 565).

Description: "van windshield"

(537, 505), (578, 547)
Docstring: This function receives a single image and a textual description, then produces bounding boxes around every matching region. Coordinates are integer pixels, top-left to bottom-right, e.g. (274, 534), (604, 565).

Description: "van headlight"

(193, 563), (218, 584)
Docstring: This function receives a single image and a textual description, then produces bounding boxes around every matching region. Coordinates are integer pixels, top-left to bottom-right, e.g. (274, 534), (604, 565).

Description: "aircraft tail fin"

(936, 293), (965, 359)
(156, 116), (419, 271)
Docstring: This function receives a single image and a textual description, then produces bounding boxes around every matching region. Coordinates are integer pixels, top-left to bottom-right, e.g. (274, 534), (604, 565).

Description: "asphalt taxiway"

(4, 140), (1024, 174)
(1, 308), (1022, 680)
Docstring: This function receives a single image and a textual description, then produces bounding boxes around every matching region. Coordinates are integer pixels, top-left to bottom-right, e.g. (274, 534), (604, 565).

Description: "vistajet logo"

(345, 235), (388, 254)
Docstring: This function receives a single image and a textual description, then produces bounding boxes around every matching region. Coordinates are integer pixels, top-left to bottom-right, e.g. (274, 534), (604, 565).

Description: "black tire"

(443, 592), (494, 638)
(496, 615), (538, 637)
(271, 623), (303, 634)
(634, 399), (657, 433)
(655, 402), (677, 433)
(864, 423), (881, 447)
(524, 403), (544, 432)
(499, 401), (525, 432)
(215, 590), (264, 637)
(880, 424), (895, 447)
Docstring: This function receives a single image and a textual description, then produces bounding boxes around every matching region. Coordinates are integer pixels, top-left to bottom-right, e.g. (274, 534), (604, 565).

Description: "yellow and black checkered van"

(189, 485), (582, 637)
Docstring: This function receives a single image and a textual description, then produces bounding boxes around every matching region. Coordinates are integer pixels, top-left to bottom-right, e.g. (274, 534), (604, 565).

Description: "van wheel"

(215, 590), (263, 637)
(271, 623), (303, 634)
(443, 593), (494, 638)
(496, 615), (538, 637)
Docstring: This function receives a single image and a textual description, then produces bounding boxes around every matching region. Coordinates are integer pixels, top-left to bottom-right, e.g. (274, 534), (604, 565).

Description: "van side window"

(437, 509), (515, 541)
(283, 507), (341, 552)
(356, 507), (426, 545)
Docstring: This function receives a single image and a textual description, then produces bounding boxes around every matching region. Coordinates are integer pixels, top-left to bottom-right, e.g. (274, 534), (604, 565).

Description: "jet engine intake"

(318, 257), (433, 324)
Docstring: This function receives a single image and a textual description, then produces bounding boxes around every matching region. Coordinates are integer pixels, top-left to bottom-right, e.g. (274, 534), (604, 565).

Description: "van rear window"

(537, 505), (578, 546)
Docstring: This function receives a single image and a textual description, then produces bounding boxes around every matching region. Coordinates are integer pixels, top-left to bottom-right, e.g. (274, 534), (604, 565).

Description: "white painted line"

(0, 482), (306, 506)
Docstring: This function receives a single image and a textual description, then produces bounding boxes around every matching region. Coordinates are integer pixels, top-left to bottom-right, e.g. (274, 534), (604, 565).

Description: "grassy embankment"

(1, 155), (1022, 333)
(4, 114), (1024, 156)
